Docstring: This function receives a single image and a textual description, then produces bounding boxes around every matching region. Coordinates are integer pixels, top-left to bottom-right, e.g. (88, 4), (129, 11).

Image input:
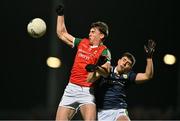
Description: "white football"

(27, 18), (46, 38)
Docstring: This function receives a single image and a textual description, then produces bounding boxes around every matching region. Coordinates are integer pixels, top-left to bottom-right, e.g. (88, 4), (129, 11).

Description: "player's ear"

(100, 33), (105, 40)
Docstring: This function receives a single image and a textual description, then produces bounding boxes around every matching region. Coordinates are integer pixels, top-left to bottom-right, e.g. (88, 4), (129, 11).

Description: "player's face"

(117, 56), (133, 73)
(89, 27), (104, 45)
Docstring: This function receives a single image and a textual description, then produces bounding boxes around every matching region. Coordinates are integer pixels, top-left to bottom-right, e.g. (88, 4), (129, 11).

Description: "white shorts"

(98, 109), (128, 121)
(59, 82), (95, 111)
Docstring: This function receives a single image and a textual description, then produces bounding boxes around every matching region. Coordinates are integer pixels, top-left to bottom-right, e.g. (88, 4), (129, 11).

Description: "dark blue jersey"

(95, 66), (137, 110)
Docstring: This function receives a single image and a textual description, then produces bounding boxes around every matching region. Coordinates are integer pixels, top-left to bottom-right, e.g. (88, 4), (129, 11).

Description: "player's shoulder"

(74, 38), (88, 47)
(102, 48), (111, 59)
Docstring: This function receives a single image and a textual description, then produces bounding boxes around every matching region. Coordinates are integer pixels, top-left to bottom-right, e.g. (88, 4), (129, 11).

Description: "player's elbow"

(145, 73), (154, 80)
(148, 74), (154, 80)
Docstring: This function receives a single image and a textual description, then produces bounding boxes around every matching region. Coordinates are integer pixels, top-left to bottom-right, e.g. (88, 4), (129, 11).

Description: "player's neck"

(114, 67), (122, 76)
(90, 38), (103, 46)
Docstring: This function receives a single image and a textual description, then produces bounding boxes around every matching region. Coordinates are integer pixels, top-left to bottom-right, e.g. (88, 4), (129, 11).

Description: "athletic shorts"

(98, 109), (128, 121)
(59, 82), (95, 111)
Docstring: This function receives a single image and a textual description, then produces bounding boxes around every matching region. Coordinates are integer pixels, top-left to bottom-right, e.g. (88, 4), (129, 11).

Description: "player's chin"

(120, 65), (124, 70)
(89, 39), (93, 45)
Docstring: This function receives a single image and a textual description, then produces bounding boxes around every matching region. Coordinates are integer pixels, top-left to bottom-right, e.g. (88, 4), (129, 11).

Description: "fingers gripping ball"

(27, 18), (46, 38)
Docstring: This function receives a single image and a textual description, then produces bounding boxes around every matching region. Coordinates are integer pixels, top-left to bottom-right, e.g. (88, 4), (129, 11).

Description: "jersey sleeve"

(101, 48), (111, 63)
(73, 38), (82, 48)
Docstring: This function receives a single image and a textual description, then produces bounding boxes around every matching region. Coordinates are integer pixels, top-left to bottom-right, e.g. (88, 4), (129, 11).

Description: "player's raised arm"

(135, 39), (156, 83)
(56, 5), (75, 47)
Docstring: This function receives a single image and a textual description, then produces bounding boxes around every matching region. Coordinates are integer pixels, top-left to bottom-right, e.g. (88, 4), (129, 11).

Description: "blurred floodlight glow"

(163, 54), (176, 65)
(47, 57), (61, 68)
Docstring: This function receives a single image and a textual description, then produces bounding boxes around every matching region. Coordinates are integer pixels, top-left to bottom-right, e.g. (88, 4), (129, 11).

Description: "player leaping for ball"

(88, 39), (156, 121)
(55, 4), (111, 121)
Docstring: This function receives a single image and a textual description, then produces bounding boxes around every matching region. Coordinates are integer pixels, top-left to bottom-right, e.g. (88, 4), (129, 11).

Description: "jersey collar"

(90, 45), (98, 48)
(114, 67), (120, 76)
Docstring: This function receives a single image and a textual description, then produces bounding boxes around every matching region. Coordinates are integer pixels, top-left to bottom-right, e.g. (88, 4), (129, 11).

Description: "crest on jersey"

(122, 74), (128, 79)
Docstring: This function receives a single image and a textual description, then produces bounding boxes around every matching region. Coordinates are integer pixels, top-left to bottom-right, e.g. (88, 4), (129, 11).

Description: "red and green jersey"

(69, 38), (111, 87)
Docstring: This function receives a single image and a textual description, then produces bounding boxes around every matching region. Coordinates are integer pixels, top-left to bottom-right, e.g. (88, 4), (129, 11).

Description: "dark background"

(0, 0), (179, 120)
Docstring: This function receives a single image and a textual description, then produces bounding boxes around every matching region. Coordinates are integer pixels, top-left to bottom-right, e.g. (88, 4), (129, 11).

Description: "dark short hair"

(91, 21), (109, 38)
(122, 52), (136, 67)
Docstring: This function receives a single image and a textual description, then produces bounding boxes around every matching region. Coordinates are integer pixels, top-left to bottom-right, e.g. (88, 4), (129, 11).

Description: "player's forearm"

(56, 16), (75, 47)
(145, 58), (154, 79)
(96, 63), (110, 78)
(56, 5), (71, 44)
(56, 16), (67, 39)
(86, 72), (100, 83)
(86, 67), (109, 83)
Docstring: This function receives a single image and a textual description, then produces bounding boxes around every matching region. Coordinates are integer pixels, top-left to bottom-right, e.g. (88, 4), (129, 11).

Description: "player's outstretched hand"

(56, 4), (64, 16)
(144, 39), (156, 58)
